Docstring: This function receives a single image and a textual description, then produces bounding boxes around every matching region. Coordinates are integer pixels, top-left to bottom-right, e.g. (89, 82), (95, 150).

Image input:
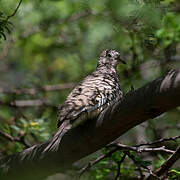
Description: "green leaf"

(171, 169), (180, 176)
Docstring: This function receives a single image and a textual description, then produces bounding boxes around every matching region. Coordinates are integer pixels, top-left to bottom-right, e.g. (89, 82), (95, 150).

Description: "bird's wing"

(58, 73), (122, 127)
(44, 87), (109, 152)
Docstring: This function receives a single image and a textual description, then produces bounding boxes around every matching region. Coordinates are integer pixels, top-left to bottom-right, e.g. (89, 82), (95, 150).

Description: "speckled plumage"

(44, 49), (125, 152)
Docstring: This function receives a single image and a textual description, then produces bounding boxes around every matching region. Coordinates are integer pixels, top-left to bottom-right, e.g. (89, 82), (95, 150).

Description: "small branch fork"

(80, 135), (180, 179)
(79, 147), (119, 175)
(147, 146), (180, 180)
(126, 151), (160, 180)
(6, 0), (22, 21)
(108, 143), (175, 154)
(114, 153), (127, 180)
(0, 129), (30, 148)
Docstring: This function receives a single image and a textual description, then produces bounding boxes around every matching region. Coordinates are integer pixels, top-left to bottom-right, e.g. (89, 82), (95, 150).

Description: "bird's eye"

(107, 53), (112, 58)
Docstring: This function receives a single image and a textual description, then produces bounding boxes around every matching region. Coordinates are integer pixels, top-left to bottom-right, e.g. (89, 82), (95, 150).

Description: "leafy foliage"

(0, 11), (11, 41)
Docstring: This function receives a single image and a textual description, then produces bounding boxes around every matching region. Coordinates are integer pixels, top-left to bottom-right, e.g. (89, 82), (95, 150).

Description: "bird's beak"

(119, 58), (126, 64)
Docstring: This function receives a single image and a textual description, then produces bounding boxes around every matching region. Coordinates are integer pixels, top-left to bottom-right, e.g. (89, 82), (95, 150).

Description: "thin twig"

(0, 129), (30, 148)
(6, 0), (22, 20)
(108, 135), (180, 148)
(126, 151), (145, 176)
(134, 135), (180, 147)
(0, 130), (14, 141)
(127, 151), (160, 180)
(110, 143), (174, 154)
(137, 166), (144, 180)
(146, 146), (180, 180)
(114, 153), (127, 180)
(156, 146), (180, 176)
(79, 147), (118, 176)
(80, 136), (179, 177)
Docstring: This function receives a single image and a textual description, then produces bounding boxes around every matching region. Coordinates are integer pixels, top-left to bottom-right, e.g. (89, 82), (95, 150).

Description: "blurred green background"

(0, 0), (180, 179)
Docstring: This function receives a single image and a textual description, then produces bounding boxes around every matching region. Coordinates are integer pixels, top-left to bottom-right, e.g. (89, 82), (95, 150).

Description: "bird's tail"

(43, 121), (72, 152)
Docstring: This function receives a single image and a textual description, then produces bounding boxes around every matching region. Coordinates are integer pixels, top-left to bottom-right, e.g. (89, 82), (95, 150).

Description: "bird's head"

(98, 49), (126, 68)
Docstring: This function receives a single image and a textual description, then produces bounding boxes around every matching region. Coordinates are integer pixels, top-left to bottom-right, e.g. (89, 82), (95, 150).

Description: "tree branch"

(0, 99), (56, 108)
(147, 146), (180, 180)
(0, 69), (180, 180)
(80, 135), (180, 176)
(155, 146), (180, 176)
(133, 135), (180, 147)
(0, 83), (75, 95)
(79, 147), (119, 175)
(110, 143), (175, 154)
(0, 130), (30, 148)
(114, 153), (127, 180)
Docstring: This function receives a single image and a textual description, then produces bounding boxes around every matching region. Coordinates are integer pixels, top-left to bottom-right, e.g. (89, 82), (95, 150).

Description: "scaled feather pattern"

(44, 49), (125, 152)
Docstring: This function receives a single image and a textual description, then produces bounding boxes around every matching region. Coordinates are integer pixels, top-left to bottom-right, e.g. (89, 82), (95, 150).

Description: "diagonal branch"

(79, 147), (119, 175)
(0, 130), (30, 148)
(0, 130), (15, 141)
(0, 69), (180, 180)
(147, 146), (180, 180)
(6, 0), (22, 21)
(81, 135), (180, 176)
(114, 153), (127, 180)
(155, 146), (180, 176)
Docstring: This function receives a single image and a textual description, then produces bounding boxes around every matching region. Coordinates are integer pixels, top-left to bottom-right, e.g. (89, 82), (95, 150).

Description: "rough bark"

(0, 69), (180, 180)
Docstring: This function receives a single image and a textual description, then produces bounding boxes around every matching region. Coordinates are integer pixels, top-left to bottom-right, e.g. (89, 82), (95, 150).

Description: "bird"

(44, 49), (126, 152)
